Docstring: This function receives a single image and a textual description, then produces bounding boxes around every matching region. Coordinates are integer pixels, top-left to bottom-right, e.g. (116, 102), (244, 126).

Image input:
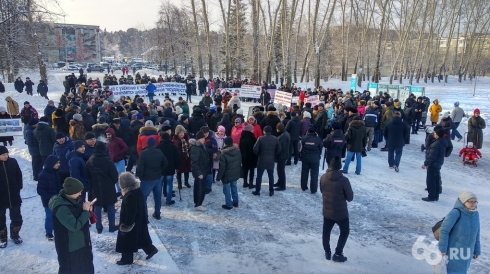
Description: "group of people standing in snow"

(0, 77), (485, 273)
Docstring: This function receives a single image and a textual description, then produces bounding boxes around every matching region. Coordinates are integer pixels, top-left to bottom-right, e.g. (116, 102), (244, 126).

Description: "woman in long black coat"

(116, 172), (158, 265)
(239, 123), (257, 189)
(85, 142), (118, 233)
(218, 113), (233, 137)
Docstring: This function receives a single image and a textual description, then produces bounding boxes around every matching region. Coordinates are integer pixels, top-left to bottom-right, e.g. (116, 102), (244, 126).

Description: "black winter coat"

(33, 122), (56, 157)
(424, 137), (447, 169)
(384, 117), (410, 148)
(116, 186), (152, 253)
(85, 151), (118, 206)
(239, 131), (257, 169)
(156, 139), (182, 176)
(323, 130), (346, 165)
(136, 146), (167, 181)
(209, 112), (223, 132)
(439, 117), (453, 136)
(81, 112), (95, 133)
(0, 157), (23, 207)
(260, 111), (281, 137)
(129, 120), (144, 147)
(301, 133), (323, 163)
(216, 145), (242, 183)
(190, 140), (212, 178)
(119, 117), (131, 145)
(345, 120), (367, 152)
(253, 132), (281, 170)
(218, 114), (233, 136)
(320, 169), (354, 221)
(285, 116), (302, 141)
(188, 113), (207, 138)
(277, 130), (291, 160)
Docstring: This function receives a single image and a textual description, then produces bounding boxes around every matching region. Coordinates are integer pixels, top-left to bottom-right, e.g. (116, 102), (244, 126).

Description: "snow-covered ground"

(0, 70), (489, 273)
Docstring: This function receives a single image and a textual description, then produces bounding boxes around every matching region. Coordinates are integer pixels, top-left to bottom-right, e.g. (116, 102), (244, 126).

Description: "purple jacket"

(300, 118), (311, 137)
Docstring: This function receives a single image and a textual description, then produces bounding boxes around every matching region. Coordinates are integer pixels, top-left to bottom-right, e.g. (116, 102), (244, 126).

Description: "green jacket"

(49, 190), (91, 252)
(202, 96), (213, 108)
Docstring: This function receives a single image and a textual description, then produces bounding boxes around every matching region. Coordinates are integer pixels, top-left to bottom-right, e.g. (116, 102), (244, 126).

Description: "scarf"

(180, 138), (189, 158)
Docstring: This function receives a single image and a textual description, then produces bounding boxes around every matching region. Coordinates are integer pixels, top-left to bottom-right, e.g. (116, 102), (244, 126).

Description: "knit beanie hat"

(308, 124), (317, 134)
(435, 128), (445, 138)
(474, 108), (480, 114)
(454, 102), (459, 107)
(217, 125), (226, 133)
(0, 106), (6, 113)
(303, 111), (311, 118)
(329, 156), (342, 170)
(244, 123), (254, 132)
(63, 177), (84, 195)
(332, 122), (342, 130)
(196, 131), (205, 140)
(74, 140), (85, 150)
(95, 142), (106, 152)
(98, 116), (107, 123)
(0, 146), (8, 155)
(55, 132), (65, 139)
(85, 132), (96, 140)
(224, 136), (233, 146)
(160, 132), (170, 140)
(146, 137), (156, 147)
(145, 120), (154, 127)
(29, 118), (39, 126)
(237, 109), (244, 115)
(73, 114), (82, 121)
(458, 191), (477, 204)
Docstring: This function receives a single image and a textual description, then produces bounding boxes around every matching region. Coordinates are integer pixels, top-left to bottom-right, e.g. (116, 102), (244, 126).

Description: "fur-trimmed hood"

(119, 172), (140, 196)
(139, 126), (158, 134)
(266, 111), (278, 117)
(349, 119), (365, 127)
(92, 123), (109, 130)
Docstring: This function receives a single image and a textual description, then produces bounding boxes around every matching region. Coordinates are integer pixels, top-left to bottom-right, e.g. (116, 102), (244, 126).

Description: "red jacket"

(252, 123), (263, 140)
(105, 128), (128, 162)
(459, 147), (482, 158)
(137, 126), (160, 155)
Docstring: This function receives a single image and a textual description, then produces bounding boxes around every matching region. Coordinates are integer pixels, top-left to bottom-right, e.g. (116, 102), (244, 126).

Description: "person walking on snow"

(450, 102), (465, 141)
(383, 111), (410, 172)
(429, 99), (442, 126)
(467, 109), (485, 149)
(320, 156), (353, 263)
(216, 137), (242, 210)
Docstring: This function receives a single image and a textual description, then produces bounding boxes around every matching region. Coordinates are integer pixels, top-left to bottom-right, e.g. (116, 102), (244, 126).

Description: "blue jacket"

(44, 105), (57, 124)
(25, 126), (40, 156)
(52, 137), (74, 174)
(37, 155), (63, 207)
(66, 150), (90, 191)
(438, 199), (481, 274)
(146, 83), (156, 94)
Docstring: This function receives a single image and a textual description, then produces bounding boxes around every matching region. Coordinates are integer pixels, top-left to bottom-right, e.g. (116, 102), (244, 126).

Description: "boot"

(184, 173), (191, 188)
(0, 228), (7, 248)
(10, 226), (22, 245)
(176, 174), (183, 190)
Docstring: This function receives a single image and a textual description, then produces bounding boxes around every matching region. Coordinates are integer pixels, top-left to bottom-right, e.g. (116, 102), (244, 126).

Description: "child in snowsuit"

(459, 142), (482, 163)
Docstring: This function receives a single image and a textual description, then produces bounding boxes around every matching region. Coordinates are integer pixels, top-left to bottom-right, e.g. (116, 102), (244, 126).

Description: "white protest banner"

(0, 118), (23, 137)
(240, 85), (262, 98)
(107, 82), (187, 97)
(307, 95), (319, 107)
(291, 96), (299, 104)
(274, 90), (293, 107)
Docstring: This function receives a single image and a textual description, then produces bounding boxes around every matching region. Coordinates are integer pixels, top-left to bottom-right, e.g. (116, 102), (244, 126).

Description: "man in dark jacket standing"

(14, 77), (24, 93)
(341, 117), (367, 175)
(53, 132), (74, 183)
(0, 146), (23, 247)
(422, 128), (447, 202)
(37, 155), (62, 240)
(363, 106), (378, 151)
(37, 80), (49, 99)
(320, 156), (354, 262)
(384, 111), (410, 172)
(48, 178), (94, 273)
(323, 122), (346, 166)
(314, 103), (328, 138)
(260, 89), (271, 106)
(216, 137), (242, 209)
(285, 111), (301, 165)
(260, 106), (281, 136)
(127, 114), (144, 172)
(26, 118), (43, 181)
(67, 141), (89, 201)
(253, 126), (281, 197)
(156, 133), (181, 208)
(105, 128), (128, 194)
(275, 124), (290, 191)
(136, 137), (167, 219)
(301, 125), (323, 193)
(34, 116), (56, 163)
(190, 132), (212, 211)
(412, 97), (424, 134)
(85, 142), (119, 233)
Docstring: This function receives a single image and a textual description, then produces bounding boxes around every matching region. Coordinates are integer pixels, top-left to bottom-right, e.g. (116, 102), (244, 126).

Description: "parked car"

(87, 65), (105, 72)
(63, 65), (80, 71)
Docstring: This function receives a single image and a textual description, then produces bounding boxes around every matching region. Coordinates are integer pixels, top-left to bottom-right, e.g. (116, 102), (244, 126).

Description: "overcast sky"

(49, 0), (165, 31)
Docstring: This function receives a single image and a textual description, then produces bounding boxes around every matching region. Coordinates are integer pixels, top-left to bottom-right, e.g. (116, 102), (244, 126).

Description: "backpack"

(432, 208), (461, 240)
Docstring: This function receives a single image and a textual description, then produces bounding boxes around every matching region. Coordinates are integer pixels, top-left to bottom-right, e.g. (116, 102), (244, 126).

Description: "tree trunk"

(190, 0), (204, 77)
(201, 0), (213, 79)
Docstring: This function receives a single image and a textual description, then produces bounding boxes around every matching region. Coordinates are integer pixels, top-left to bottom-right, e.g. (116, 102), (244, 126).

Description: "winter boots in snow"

(10, 226), (23, 245)
(0, 228), (7, 248)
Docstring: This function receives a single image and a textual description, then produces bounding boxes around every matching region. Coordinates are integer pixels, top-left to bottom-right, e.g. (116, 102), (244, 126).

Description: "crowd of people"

(0, 74), (485, 272)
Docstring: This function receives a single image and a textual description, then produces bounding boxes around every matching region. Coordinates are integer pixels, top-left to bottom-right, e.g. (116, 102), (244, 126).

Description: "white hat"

(237, 109), (243, 115)
(0, 106), (6, 113)
(458, 191), (477, 204)
(467, 142), (474, 147)
(145, 120), (154, 127)
(442, 111), (450, 118)
(303, 111), (311, 118)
